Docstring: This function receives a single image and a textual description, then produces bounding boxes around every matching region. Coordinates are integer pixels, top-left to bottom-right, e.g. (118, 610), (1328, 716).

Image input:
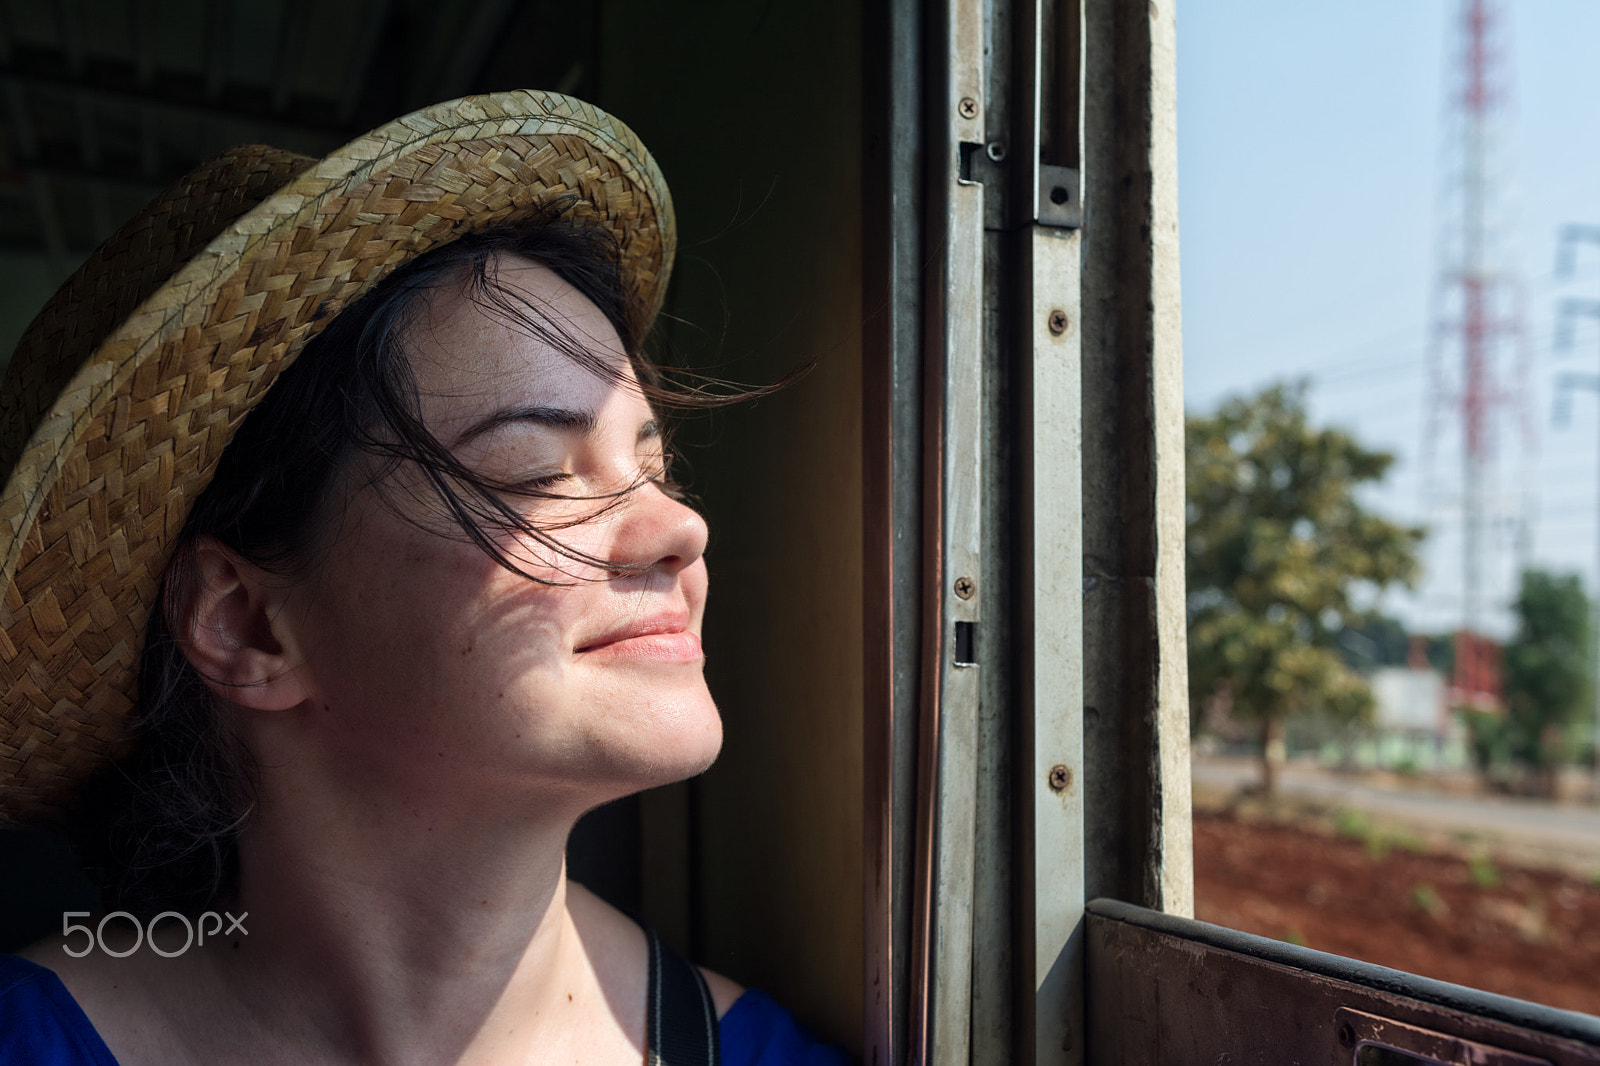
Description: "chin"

(592, 695), (723, 797)
(646, 706), (724, 784)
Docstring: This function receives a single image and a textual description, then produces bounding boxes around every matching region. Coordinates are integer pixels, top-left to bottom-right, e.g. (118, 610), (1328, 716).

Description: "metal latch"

(1336, 1007), (1554, 1066)
(1036, 163), (1081, 229)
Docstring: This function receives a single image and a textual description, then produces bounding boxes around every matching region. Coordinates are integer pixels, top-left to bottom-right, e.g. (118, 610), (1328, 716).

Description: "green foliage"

(1333, 809), (1372, 840)
(1460, 570), (1593, 789)
(1187, 383), (1425, 758)
(1331, 808), (1418, 859)
(1460, 706), (1509, 775)
(1468, 852), (1500, 889)
(1409, 882), (1447, 917)
(1364, 826), (1421, 861)
(1501, 570), (1593, 772)
(1386, 828), (1424, 855)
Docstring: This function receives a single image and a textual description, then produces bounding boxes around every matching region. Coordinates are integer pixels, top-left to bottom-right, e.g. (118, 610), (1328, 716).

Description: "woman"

(0, 92), (846, 1065)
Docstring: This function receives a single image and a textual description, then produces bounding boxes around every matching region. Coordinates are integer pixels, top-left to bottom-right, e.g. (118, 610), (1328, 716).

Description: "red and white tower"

(1422, 0), (1531, 705)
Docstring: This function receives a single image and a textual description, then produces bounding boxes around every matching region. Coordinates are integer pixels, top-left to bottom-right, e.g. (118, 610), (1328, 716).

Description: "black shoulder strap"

(646, 925), (720, 1066)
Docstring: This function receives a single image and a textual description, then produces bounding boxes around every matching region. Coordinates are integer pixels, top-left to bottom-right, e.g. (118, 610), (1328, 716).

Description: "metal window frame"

(1088, 898), (1600, 1065)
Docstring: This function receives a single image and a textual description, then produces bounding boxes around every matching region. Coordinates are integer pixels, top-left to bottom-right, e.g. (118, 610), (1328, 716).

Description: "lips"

(575, 610), (694, 654)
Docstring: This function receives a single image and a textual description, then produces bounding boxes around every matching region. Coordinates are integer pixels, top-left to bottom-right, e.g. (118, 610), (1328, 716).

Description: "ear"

(175, 536), (310, 712)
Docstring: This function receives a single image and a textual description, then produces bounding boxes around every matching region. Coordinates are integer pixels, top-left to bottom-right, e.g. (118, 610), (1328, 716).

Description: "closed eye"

(500, 454), (677, 499)
(510, 471), (575, 493)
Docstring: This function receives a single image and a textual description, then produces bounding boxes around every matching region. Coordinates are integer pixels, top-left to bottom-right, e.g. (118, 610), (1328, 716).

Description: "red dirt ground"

(1192, 810), (1600, 1016)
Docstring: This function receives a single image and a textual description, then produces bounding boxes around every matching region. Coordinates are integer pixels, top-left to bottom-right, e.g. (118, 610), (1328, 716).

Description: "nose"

(609, 482), (709, 579)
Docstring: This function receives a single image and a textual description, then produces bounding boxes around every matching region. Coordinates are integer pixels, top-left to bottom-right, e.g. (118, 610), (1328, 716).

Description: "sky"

(1177, 0), (1600, 637)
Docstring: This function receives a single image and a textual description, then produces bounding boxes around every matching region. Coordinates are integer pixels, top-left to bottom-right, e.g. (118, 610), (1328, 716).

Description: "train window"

(2, 2), (1599, 1065)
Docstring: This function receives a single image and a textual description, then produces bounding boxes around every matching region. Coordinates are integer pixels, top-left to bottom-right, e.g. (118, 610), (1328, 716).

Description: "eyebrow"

(451, 405), (660, 447)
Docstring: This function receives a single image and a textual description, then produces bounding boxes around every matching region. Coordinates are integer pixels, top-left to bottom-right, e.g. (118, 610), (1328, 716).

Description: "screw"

(1337, 1023), (1355, 1049)
(984, 141), (1007, 162)
(1048, 310), (1069, 335)
(958, 96), (978, 120)
(954, 575), (976, 600)
(1048, 764), (1071, 793)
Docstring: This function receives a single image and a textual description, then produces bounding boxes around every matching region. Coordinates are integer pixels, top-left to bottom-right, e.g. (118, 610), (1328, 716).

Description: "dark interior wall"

(598, 1), (866, 1050)
(0, 254), (70, 371)
(0, 0), (600, 373)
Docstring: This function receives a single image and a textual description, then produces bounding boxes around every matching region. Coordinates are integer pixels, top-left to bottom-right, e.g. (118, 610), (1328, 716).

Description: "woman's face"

(276, 256), (719, 813)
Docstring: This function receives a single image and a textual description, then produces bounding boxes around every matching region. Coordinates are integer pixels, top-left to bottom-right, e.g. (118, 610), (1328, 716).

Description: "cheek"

(293, 518), (579, 720)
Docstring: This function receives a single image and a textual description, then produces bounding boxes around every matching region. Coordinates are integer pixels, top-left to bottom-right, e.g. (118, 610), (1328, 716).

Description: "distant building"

(1363, 665), (1469, 770)
(1372, 667), (1446, 734)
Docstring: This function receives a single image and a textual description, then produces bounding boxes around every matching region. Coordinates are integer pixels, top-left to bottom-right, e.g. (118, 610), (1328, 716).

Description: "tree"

(1499, 569), (1592, 795)
(1336, 613), (1413, 671)
(1187, 382), (1425, 793)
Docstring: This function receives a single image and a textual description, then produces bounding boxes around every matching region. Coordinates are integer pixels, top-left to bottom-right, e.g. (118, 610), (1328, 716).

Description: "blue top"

(0, 954), (849, 1065)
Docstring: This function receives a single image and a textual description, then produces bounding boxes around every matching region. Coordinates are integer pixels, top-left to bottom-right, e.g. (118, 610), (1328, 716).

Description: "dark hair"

(75, 208), (744, 916)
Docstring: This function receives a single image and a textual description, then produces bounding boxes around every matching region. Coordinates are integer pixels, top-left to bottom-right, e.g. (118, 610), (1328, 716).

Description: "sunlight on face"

(279, 256), (720, 819)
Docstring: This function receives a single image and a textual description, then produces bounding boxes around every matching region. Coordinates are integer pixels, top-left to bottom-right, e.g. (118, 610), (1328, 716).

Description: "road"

(1192, 756), (1600, 870)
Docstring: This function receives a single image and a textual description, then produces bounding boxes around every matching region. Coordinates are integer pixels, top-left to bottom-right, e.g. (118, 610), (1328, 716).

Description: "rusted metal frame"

(969, 36), (1017, 1066)
(1077, 0), (1192, 916)
(1085, 899), (1600, 1065)
(1019, 0), (1080, 232)
(1012, 0), (1087, 1060)
(969, 249), (1020, 1059)
(907, 0), (985, 1059)
(861, 0), (924, 1061)
(905, 2), (1089, 1060)
(1016, 298), (1088, 1054)
(966, 2), (1016, 1062)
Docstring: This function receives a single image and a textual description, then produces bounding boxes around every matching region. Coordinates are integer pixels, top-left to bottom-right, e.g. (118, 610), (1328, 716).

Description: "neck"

(199, 778), (616, 1065)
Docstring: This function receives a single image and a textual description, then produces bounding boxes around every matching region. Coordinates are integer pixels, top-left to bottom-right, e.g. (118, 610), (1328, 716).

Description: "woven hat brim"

(0, 89), (675, 824)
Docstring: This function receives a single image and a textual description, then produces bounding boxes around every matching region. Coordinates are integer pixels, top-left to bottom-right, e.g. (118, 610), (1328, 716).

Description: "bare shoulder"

(697, 965), (745, 1020)
(17, 931), (135, 998)
(565, 881), (745, 1020)
(16, 936), (59, 969)
(15, 928), (181, 1063)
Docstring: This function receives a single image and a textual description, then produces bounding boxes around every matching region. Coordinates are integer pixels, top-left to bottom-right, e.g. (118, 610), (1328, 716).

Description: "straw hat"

(0, 90), (675, 825)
